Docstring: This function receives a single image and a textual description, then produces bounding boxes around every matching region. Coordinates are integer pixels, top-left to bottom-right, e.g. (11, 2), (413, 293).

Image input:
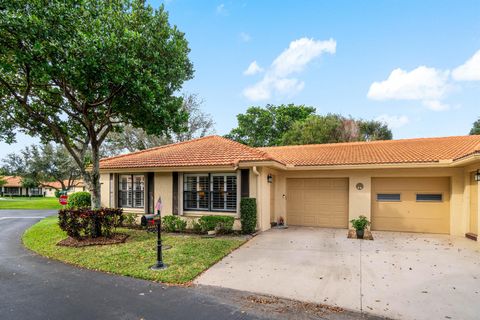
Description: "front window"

(184, 173), (237, 212)
(118, 174), (145, 208)
(4, 187), (20, 195)
(30, 188), (42, 195)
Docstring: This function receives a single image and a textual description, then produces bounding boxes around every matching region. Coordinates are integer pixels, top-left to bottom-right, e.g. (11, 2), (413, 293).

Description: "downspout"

(252, 166), (261, 231)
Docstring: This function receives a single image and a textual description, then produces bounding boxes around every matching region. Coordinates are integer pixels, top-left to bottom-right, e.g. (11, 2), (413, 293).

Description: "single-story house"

(0, 176), (44, 196)
(42, 180), (86, 197)
(98, 135), (480, 240)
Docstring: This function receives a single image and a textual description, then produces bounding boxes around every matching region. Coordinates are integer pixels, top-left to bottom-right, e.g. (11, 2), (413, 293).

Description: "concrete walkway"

(195, 227), (480, 320)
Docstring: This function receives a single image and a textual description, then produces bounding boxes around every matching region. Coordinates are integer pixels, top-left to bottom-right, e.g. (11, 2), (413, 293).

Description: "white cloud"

(375, 114), (410, 128)
(243, 61), (263, 76)
(422, 100), (450, 111)
(367, 66), (451, 111)
(452, 50), (480, 81)
(216, 4), (227, 15)
(243, 38), (336, 101)
(239, 32), (251, 42)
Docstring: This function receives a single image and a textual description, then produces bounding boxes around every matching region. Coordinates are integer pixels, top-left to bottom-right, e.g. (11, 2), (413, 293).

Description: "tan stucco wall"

(100, 173), (110, 207)
(99, 163), (480, 236)
(254, 166), (474, 236)
(154, 172), (173, 216)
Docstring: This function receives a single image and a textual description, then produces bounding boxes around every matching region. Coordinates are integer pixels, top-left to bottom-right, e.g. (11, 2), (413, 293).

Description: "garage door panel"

(287, 178), (348, 228)
(372, 177), (450, 234)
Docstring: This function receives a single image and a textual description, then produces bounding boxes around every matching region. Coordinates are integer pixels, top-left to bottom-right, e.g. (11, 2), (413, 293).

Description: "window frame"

(376, 193), (402, 202)
(415, 193), (444, 202)
(118, 174), (145, 209)
(183, 173), (210, 211)
(183, 173), (237, 212)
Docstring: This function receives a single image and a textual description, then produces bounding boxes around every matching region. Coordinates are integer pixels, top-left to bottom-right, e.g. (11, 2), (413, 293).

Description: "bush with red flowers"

(58, 208), (124, 239)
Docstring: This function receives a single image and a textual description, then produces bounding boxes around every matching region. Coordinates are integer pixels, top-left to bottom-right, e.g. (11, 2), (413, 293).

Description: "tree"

(0, 176), (6, 188)
(470, 118), (480, 135)
(225, 104), (316, 147)
(281, 114), (344, 145)
(102, 93), (214, 155)
(21, 177), (38, 196)
(359, 120), (392, 141)
(0, 1), (193, 208)
(280, 114), (393, 145)
(2, 144), (81, 191)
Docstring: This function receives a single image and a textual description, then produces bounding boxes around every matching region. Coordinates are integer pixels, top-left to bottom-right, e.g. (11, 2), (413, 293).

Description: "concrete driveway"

(195, 227), (480, 320)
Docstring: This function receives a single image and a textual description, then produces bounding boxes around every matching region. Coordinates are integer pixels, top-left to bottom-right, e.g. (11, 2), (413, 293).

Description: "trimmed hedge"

(240, 198), (257, 234)
(58, 208), (124, 239)
(198, 215), (234, 234)
(67, 192), (91, 209)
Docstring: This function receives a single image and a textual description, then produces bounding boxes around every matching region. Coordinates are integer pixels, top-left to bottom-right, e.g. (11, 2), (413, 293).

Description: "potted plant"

(350, 215), (371, 239)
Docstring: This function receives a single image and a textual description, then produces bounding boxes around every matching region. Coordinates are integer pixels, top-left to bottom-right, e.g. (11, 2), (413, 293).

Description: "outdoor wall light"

(267, 174), (273, 183)
(475, 170), (480, 182)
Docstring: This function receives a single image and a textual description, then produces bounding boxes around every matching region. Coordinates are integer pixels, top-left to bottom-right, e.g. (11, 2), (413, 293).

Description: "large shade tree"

(280, 114), (393, 145)
(0, 1), (193, 208)
(102, 93), (214, 156)
(225, 104), (316, 147)
(470, 118), (480, 135)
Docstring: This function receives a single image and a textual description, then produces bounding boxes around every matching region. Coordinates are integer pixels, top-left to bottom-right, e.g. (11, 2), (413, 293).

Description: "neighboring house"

(42, 180), (86, 197)
(98, 135), (480, 240)
(0, 176), (44, 196)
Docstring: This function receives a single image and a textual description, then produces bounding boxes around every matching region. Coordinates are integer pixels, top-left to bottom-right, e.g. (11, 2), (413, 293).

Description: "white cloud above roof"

(243, 37), (336, 101)
(452, 49), (480, 81)
(375, 114), (410, 128)
(367, 66), (451, 111)
(239, 32), (251, 43)
(243, 61), (263, 75)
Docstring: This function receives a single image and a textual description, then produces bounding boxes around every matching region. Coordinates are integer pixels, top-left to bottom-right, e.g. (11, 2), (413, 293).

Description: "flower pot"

(356, 229), (364, 239)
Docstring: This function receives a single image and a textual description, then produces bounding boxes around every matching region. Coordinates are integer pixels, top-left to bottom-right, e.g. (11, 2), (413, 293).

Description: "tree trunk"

(90, 142), (102, 209)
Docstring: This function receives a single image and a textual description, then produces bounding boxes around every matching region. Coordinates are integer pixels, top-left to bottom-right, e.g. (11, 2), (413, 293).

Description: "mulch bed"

(347, 229), (374, 240)
(57, 233), (129, 247)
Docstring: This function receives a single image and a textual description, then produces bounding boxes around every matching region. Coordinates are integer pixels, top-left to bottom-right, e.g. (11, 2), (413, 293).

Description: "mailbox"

(141, 214), (160, 227)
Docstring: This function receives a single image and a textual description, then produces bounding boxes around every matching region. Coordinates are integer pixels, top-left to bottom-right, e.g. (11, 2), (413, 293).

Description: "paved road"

(0, 210), (369, 320)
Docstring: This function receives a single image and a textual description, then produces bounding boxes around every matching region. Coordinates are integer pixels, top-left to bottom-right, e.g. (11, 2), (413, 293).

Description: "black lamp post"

(150, 198), (167, 271)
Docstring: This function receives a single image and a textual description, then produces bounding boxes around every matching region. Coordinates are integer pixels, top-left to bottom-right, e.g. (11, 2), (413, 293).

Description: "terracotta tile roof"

(258, 135), (480, 167)
(2, 176), (23, 187)
(99, 135), (480, 170)
(100, 135), (273, 169)
(41, 180), (85, 189)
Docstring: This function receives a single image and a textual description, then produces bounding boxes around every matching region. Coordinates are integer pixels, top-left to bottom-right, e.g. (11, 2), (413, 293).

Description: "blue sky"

(1, 0), (480, 158)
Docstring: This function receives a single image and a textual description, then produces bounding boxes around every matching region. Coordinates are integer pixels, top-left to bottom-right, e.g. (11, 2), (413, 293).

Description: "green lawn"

(0, 197), (62, 210)
(23, 216), (246, 284)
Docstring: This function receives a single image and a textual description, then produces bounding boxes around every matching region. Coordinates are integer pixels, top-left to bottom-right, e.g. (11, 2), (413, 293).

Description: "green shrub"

(198, 215), (234, 234)
(122, 212), (137, 227)
(240, 198), (257, 234)
(191, 220), (202, 234)
(67, 192), (91, 209)
(350, 215), (371, 231)
(58, 208), (124, 238)
(162, 215), (187, 233)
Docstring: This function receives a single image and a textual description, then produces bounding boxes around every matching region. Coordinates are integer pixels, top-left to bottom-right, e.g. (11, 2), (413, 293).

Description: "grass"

(0, 197), (62, 210)
(23, 216), (246, 284)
